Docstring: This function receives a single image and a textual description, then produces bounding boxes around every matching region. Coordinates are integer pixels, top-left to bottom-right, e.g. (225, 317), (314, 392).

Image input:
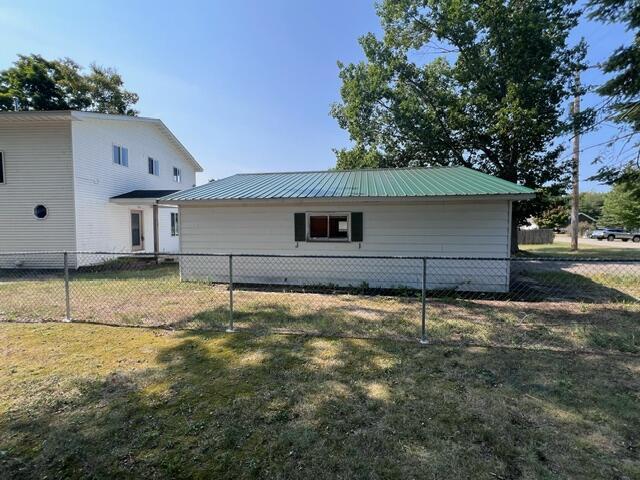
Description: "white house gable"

(71, 115), (199, 254)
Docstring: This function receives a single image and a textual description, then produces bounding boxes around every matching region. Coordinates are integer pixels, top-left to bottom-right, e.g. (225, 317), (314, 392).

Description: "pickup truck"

(590, 228), (640, 242)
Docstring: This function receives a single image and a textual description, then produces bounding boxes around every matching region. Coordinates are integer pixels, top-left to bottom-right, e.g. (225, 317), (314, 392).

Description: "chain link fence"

(1, 251), (639, 349)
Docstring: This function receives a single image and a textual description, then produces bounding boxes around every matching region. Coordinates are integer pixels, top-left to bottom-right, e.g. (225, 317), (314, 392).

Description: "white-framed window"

(148, 157), (159, 176)
(0, 151), (5, 184)
(173, 167), (182, 183)
(307, 212), (350, 241)
(113, 145), (129, 167)
(170, 212), (179, 236)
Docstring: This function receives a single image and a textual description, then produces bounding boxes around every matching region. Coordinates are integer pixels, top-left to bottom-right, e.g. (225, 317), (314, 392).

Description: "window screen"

(113, 145), (129, 166)
(113, 145), (120, 164)
(121, 147), (128, 167)
(309, 216), (328, 238)
(308, 214), (349, 240)
(329, 216), (349, 239)
(148, 157), (159, 175)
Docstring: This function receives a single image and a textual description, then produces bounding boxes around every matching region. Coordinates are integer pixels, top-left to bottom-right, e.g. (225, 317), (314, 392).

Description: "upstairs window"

(113, 145), (129, 167)
(148, 157), (159, 176)
(173, 167), (182, 183)
(170, 212), (179, 236)
(0, 151), (4, 184)
(308, 213), (349, 241)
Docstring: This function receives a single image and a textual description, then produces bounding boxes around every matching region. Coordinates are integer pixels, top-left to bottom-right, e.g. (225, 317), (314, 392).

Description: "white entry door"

(131, 211), (144, 251)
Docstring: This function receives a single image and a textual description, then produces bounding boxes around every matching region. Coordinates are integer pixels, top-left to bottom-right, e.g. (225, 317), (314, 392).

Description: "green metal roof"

(162, 167), (535, 201)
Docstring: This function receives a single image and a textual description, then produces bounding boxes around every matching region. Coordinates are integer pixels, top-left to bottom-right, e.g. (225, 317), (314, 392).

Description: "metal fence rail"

(1, 251), (639, 345)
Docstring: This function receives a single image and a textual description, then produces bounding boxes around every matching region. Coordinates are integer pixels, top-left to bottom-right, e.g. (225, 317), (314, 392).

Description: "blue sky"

(0, 0), (632, 191)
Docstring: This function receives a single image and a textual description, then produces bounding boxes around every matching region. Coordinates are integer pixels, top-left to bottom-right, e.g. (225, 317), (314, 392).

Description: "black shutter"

(294, 213), (306, 241)
(351, 212), (363, 242)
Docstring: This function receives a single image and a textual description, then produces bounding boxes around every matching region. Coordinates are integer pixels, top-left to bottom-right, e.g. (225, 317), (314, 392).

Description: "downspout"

(153, 201), (159, 263)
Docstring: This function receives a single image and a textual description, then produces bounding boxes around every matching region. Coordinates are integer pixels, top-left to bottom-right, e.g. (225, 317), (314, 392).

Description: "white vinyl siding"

(0, 120), (76, 266)
(178, 200), (512, 292)
(72, 117), (196, 257)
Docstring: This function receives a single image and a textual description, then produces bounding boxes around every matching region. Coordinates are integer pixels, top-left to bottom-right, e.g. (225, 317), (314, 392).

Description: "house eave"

(164, 193), (535, 207)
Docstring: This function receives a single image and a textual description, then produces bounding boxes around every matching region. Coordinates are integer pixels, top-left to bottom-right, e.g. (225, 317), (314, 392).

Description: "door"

(131, 211), (144, 251)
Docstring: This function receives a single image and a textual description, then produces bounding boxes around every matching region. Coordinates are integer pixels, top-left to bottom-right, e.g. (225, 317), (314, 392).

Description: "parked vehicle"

(590, 228), (640, 242)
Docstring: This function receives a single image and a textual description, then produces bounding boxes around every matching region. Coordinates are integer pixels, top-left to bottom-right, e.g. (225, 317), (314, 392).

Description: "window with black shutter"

(295, 212), (363, 242)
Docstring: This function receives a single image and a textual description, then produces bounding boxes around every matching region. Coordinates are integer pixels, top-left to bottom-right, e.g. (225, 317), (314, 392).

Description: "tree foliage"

(579, 191), (606, 219)
(588, 0), (640, 193)
(331, 0), (588, 251)
(600, 182), (640, 229)
(536, 204), (570, 229)
(0, 54), (139, 115)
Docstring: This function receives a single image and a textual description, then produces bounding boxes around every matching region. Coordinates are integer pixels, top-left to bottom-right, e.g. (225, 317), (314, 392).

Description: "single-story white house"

(0, 110), (202, 267)
(162, 167), (535, 292)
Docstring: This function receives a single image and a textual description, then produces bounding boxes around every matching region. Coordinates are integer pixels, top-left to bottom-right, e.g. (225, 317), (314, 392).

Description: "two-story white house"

(0, 110), (202, 267)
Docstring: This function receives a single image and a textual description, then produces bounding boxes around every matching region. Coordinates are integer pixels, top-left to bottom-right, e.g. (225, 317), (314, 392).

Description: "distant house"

(0, 111), (202, 267)
(162, 167), (535, 292)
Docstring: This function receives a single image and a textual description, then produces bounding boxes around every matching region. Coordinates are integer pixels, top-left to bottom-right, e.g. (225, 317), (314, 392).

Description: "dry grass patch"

(1, 263), (639, 354)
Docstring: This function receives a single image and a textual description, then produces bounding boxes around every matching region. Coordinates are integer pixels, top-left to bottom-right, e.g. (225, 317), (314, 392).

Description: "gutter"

(160, 193), (536, 207)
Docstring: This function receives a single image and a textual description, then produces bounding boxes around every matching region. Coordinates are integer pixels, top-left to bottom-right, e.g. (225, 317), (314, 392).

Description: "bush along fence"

(0, 251), (639, 346)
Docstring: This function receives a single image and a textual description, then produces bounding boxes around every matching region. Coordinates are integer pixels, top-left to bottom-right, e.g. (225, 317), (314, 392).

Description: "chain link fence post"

(420, 257), (428, 344)
(226, 254), (235, 332)
(63, 251), (72, 322)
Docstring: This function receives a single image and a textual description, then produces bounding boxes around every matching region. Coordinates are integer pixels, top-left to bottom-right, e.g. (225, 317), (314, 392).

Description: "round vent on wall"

(33, 205), (48, 219)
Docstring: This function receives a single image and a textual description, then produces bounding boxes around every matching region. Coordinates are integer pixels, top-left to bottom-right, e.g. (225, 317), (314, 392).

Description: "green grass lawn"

(1, 323), (639, 479)
(520, 242), (640, 259)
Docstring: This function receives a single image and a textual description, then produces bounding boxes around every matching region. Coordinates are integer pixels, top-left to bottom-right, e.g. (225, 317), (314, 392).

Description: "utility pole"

(570, 73), (580, 251)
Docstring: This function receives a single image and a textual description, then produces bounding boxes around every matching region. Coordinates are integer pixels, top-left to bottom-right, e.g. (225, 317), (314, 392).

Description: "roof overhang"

(165, 193), (536, 208)
(110, 189), (180, 206)
(110, 198), (160, 206)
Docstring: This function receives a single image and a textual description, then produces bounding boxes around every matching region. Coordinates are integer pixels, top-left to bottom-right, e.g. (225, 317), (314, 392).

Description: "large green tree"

(600, 182), (640, 229)
(331, 0), (588, 252)
(588, 0), (640, 195)
(0, 54), (139, 115)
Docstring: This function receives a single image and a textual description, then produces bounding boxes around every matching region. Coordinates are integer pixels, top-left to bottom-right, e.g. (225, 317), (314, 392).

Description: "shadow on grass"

(509, 262), (639, 303)
(1, 329), (638, 479)
(436, 299), (640, 354)
(164, 299), (420, 340)
(56, 288), (640, 355)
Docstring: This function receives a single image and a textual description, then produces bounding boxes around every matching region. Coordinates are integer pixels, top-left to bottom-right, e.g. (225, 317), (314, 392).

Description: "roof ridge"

(161, 166), (535, 201)
(235, 166), (464, 176)
(0, 109), (161, 122)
